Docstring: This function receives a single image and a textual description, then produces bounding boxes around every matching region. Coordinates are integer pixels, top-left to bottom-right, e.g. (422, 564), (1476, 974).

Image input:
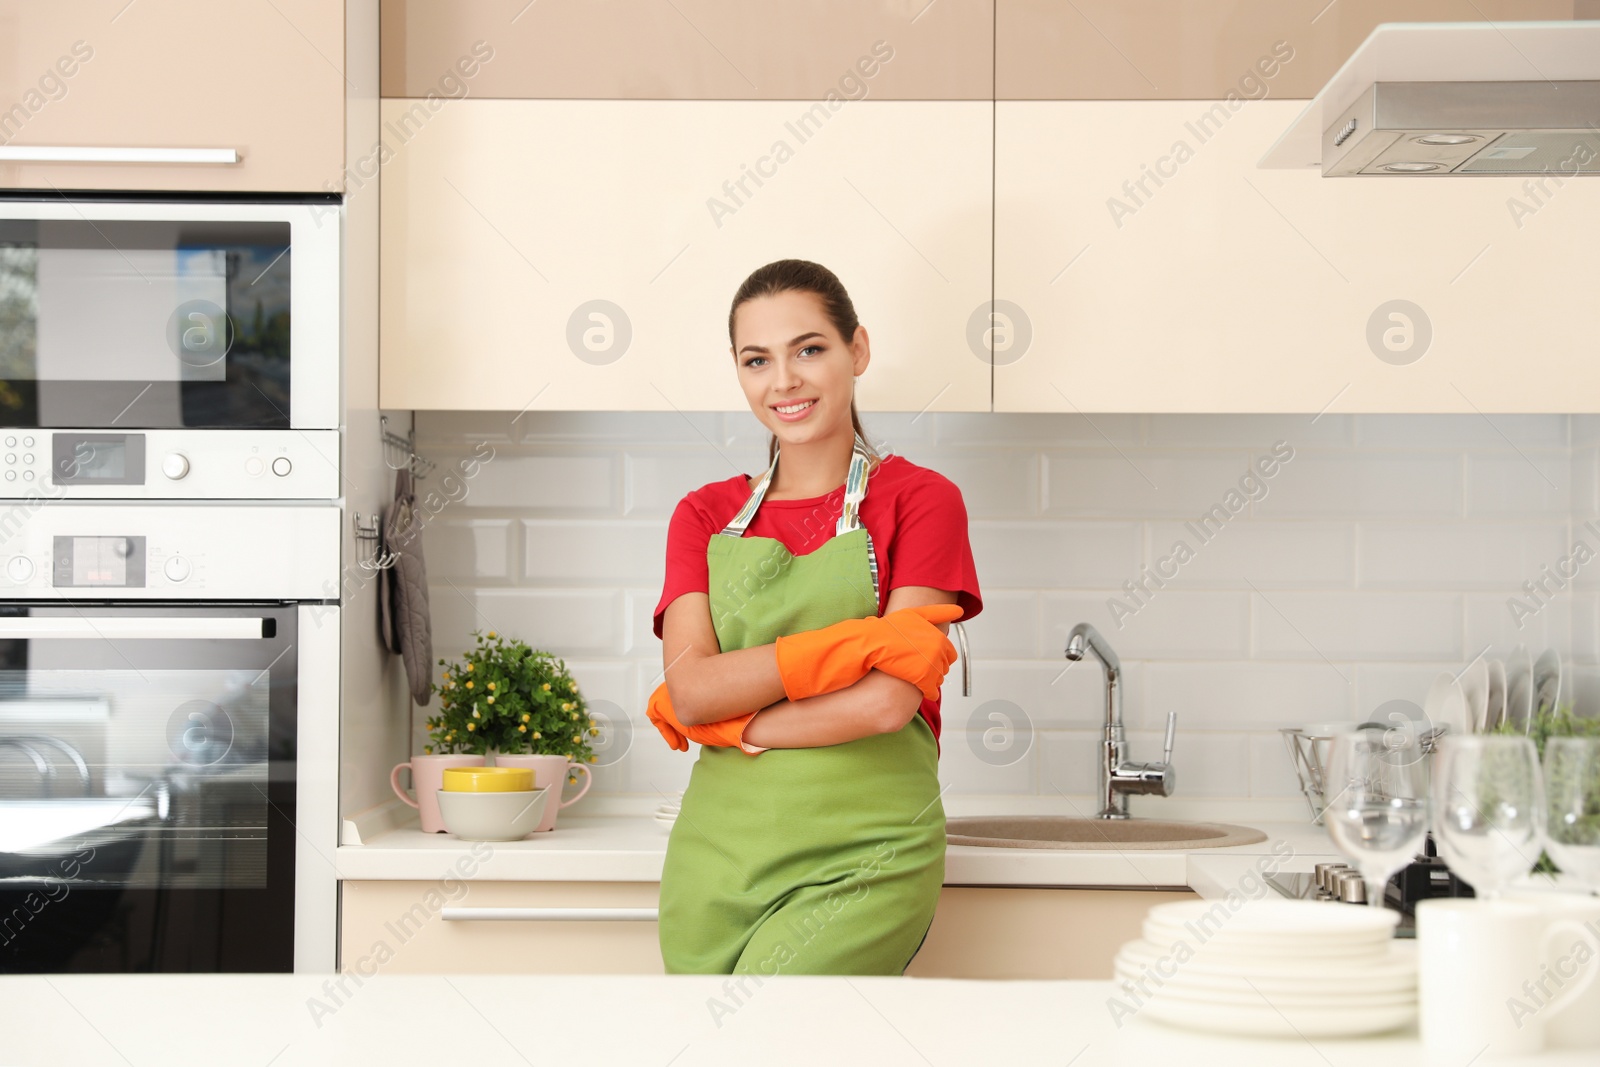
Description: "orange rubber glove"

(773, 603), (963, 704)
(645, 681), (765, 755)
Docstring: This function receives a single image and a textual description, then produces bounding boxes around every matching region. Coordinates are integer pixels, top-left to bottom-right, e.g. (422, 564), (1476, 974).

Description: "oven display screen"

(52, 434), (144, 485)
(51, 535), (147, 588)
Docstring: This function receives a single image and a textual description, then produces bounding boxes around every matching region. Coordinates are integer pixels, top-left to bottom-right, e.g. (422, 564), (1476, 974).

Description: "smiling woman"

(649, 259), (983, 977)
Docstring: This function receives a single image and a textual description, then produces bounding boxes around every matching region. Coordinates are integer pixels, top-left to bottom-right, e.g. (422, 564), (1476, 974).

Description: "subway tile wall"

(412, 411), (1600, 807)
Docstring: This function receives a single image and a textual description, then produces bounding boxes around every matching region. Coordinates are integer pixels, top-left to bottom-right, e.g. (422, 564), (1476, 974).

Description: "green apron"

(658, 434), (947, 976)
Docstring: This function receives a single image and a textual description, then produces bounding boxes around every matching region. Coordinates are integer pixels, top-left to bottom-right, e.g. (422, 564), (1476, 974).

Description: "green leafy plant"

(1486, 702), (1600, 874)
(425, 629), (599, 765)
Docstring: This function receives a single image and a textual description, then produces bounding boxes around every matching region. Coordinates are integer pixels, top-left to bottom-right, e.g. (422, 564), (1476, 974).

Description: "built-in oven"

(0, 196), (339, 500)
(0, 504), (339, 973)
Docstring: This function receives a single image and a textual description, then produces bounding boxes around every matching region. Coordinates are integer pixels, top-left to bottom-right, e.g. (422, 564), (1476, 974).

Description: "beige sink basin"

(946, 815), (1268, 851)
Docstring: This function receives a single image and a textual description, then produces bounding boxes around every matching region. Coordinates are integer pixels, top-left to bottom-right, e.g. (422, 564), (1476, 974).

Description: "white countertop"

(337, 795), (1341, 895)
(4, 972), (1593, 1066)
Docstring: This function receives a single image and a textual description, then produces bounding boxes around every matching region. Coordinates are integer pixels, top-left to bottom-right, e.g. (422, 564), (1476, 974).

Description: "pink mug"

(391, 754), (485, 833)
(490, 753), (592, 832)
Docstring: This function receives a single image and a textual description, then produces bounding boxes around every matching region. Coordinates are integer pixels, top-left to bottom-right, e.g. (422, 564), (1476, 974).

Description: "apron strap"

(717, 434), (881, 608)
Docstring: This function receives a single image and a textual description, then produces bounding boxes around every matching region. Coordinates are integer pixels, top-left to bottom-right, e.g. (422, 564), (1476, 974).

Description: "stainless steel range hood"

(1261, 22), (1600, 176)
(1323, 81), (1600, 176)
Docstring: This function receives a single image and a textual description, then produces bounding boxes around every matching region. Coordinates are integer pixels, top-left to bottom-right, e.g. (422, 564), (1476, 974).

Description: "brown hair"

(728, 259), (881, 473)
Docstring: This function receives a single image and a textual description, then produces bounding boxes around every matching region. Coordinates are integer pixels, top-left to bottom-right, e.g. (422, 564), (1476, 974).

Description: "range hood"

(1261, 21), (1600, 176)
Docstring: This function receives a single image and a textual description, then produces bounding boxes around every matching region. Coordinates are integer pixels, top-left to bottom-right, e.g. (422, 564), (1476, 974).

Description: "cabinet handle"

(0, 617), (268, 640)
(0, 146), (239, 165)
(441, 907), (658, 922)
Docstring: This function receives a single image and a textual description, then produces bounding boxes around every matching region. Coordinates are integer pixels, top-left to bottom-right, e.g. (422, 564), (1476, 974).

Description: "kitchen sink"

(946, 815), (1268, 851)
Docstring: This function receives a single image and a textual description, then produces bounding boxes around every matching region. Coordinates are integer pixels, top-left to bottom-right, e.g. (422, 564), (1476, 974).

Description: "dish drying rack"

(1280, 723), (1445, 824)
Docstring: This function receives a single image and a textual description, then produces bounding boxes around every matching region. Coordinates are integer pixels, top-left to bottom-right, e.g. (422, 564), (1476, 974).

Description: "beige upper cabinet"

(996, 0), (1579, 99)
(380, 0), (993, 100)
(993, 99), (1600, 413)
(380, 98), (993, 413)
(0, 0), (344, 193)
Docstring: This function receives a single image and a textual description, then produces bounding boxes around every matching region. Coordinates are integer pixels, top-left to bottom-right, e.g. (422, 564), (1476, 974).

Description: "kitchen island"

(3, 971), (1593, 1066)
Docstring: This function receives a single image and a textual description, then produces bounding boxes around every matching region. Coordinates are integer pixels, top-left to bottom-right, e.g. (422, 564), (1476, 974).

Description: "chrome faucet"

(1064, 622), (1177, 819)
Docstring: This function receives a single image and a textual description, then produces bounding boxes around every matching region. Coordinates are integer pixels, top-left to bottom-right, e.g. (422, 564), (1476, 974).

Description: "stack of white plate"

(653, 792), (682, 830)
(1112, 899), (1416, 1038)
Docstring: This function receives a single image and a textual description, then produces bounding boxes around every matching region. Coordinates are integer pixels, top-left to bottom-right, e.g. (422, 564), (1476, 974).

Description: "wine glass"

(1323, 724), (1430, 908)
(1543, 736), (1600, 893)
(1432, 734), (1545, 900)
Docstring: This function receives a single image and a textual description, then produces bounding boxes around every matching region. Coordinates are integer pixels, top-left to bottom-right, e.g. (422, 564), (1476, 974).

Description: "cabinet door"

(905, 886), (1197, 979)
(0, 0), (344, 193)
(379, 99), (992, 413)
(340, 881), (664, 974)
(994, 101), (1600, 413)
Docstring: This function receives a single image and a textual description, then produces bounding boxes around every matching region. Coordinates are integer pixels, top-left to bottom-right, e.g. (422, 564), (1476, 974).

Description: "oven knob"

(6, 556), (33, 582)
(162, 452), (191, 480)
(163, 555), (191, 582)
(245, 456), (264, 476)
(271, 456), (292, 477)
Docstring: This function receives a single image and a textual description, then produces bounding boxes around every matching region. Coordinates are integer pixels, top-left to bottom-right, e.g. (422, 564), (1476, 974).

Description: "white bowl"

(435, 787), (549, 841)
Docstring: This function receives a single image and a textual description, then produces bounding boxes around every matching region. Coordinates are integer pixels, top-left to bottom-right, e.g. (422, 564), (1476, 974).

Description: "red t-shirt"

(652, 452), (983, 752)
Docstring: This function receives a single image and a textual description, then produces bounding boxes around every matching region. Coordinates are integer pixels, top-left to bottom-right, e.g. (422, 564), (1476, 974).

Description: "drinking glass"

(1323, 724), (1430, 907)
(1432, 734), (1545, 900)
(1543, 736), (1600, 892)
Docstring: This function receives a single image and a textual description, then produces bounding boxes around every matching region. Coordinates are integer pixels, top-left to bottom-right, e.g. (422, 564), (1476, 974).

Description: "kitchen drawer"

(905, 886), (1198, 980)
(340, 881), (664, 975)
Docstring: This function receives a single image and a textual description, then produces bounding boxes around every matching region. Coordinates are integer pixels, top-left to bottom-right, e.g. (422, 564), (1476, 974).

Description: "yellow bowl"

(441, 766), (534, 792)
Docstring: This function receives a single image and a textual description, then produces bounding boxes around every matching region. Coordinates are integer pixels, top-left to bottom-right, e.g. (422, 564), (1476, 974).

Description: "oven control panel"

(0, 430), (338, 500)
(0, 506), (339, 599)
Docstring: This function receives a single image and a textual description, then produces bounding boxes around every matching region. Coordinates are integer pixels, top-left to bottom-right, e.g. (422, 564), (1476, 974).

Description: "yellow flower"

(587, 755), (597, 763)
(467, 723), (475, 732)
(487, 682), (496, 690)
(424, 745), (433, 754)
(568, 682), (577, 693)
(541, 683), (551, 692)
(570, 711), (579, 720)
(561, 702), (572, 712)
(518, 724), (527, 733)
(472, 707), (480, 719)
(486, 696), (494, 704)
(487, 631), (496, 638)
(521, 713), (530, 723)
(589, 727), (599, 737)
(466, 663), (474, 672)
(572, 734), (581, 743)
(465, 680), (474, 689)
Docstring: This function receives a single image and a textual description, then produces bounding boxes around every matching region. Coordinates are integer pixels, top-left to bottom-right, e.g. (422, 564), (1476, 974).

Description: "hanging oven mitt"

(384, 467), (435, 706)
(646, 681), (765, 755)
(774, 603), (962, 704)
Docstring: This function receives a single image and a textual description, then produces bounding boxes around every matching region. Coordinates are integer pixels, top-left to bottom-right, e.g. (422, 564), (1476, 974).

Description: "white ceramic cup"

(1501, 888), (1600, 1049)
(1417, 897), (1600, 1059)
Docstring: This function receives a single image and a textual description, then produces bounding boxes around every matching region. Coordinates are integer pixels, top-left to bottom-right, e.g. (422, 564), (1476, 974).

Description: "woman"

(649, 259), (984, 977)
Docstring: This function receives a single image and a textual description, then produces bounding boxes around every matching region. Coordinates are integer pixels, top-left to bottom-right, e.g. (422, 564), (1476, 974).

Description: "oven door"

(0, 603), (299, 972)
(0, 198), (338, 431)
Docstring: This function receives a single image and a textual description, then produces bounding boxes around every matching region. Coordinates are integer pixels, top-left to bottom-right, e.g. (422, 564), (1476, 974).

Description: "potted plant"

(1487, 702), (1600, 875)
(430, 629), (598, 830)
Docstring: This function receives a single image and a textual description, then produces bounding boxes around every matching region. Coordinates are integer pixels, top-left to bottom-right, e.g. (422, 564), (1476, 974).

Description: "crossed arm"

(659, 585), (958, 749)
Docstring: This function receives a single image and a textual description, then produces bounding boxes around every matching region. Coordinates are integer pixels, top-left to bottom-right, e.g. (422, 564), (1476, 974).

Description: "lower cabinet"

(904, 886), (1199, 980)
(339, 881), (666, 974)
(338, 880), (1196, 977)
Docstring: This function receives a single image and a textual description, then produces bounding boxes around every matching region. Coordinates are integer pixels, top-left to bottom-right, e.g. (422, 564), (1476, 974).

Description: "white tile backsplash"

(411, 412), (1597, 803)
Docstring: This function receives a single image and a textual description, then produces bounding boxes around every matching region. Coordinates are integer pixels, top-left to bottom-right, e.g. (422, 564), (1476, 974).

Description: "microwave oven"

(0, 197), (338, 500)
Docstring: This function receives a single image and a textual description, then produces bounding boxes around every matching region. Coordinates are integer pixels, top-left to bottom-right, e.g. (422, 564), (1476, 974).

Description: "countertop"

(337, 795), (1341, 895)
(4, 973), (1593, 1066)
